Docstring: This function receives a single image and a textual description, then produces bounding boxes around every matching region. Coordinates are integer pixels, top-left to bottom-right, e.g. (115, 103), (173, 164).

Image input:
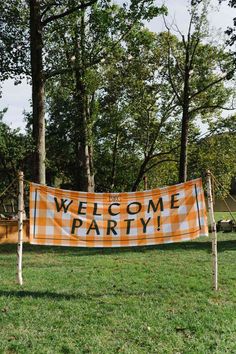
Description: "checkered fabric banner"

(29, 178), (208, 247)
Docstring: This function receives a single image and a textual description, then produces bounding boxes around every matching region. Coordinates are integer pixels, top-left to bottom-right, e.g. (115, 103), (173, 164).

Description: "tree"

(0, 112), (33, 191)
(163, 0), (235, 183)
(0, 2), (29, 82)
(2, 0), (165, 187)
(24, 1), (235, 193)
(95, 16), (235, 191)
(29, 0), (100, 185)
(220, 0), (236, 47)
(43, 0), (167, 191)
(188, 114), (236, 195)
(95, 27), (181, 191)
(29, 0), (46, 184)
(1, 1), (100, 185)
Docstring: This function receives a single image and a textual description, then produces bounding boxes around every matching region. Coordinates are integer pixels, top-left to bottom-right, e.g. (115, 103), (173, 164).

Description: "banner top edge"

(30, 177), (203, 197)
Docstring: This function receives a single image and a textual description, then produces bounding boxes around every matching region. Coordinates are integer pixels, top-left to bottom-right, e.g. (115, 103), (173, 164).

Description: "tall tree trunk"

(110, 130), (120, 191)
(131, 159), (148, 191)
(73, 8), (94, 192)
(179, 104), (189, 183)
(179, 47), (190, 183)
(74, 73), (94, 191)
(29, 0), (46, 184)
(84, 95), (95, 192)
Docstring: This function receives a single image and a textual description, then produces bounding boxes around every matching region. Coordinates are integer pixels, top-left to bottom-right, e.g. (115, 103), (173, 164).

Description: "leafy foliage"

(0, 0), (235, 196)
(188, 115), (236, 196)
(0, 1), (30, 81)
(0, 111), (33, 191)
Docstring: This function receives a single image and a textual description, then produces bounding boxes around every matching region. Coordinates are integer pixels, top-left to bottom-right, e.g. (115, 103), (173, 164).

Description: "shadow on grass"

(0, 288), (163, 301)
(0, 290), (79, 301)
(1, 238), (236, 256)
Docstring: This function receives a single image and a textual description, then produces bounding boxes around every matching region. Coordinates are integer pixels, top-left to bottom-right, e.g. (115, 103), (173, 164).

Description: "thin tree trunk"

(74, 83), (94, 192)
(131, 159), (148, 191)
(73, 7), (94, 192)
(179, 105), (189, 183)
(85, 95), (94, 192)
(74, 72), (90, 191)
(110, 130), (119, 191)
(29, 0), (46, 184)
(75, 90), (95, 192)
(178, 45), (190, 183)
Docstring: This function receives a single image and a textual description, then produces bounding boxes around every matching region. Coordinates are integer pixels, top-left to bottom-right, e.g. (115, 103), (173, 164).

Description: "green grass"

(0, 214), (236, 353)
(214, 211), (236, 221)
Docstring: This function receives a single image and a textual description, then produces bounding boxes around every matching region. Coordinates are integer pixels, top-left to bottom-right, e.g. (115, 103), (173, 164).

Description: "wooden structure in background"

(0, 220), (29, 244)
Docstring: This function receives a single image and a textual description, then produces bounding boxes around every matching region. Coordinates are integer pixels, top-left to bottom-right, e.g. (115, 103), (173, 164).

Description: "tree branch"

(171, 49), (185, 78)
(42, 0), (97, 27)
(190, 104), (236, 114)
(190, 71), (234, 100)
(189, 37), (200, 70)
(167, 37), (183, 104)
(144, 159), (178, 174)
(145, 99), (177, 159)
(89, 0), (157, 66)
(149, 144), (180, 160)
(41, 2), (60, 18)
(44, 67), (72, 80)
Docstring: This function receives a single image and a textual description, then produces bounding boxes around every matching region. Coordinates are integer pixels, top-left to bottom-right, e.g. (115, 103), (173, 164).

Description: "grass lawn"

(0, 213), (236, 353)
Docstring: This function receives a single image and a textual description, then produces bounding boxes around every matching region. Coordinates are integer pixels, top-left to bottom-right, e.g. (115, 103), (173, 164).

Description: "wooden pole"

(17, 171), (24, 286)
(206, 170), (218, 291)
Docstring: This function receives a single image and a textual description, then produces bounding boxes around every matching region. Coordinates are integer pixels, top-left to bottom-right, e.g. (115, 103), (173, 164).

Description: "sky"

(0, 0), (235, 131)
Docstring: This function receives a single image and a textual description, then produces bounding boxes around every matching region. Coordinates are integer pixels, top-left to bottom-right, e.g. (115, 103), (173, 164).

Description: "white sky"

(0, 0), (235, 131)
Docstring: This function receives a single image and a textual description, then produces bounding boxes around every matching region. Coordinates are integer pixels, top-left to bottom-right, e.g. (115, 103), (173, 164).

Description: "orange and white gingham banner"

(29, 178), (208, 247)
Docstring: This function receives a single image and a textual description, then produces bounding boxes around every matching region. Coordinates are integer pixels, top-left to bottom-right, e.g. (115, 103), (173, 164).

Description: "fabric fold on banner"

(29, 178), (208, 247)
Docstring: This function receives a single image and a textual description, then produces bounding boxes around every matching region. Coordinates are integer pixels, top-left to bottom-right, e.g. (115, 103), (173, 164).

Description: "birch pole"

(206, 170), (218, 291)
(17, 171), (24, 286)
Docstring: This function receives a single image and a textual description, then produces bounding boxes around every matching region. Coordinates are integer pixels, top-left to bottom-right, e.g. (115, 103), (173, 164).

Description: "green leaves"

(1, 0), (235, 193)
(0, 1), (30, 81)
(0, 114), (33, 190)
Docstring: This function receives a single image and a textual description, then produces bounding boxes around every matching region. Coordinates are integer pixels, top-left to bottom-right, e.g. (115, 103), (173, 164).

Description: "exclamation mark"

(157, 215), (161, 231)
